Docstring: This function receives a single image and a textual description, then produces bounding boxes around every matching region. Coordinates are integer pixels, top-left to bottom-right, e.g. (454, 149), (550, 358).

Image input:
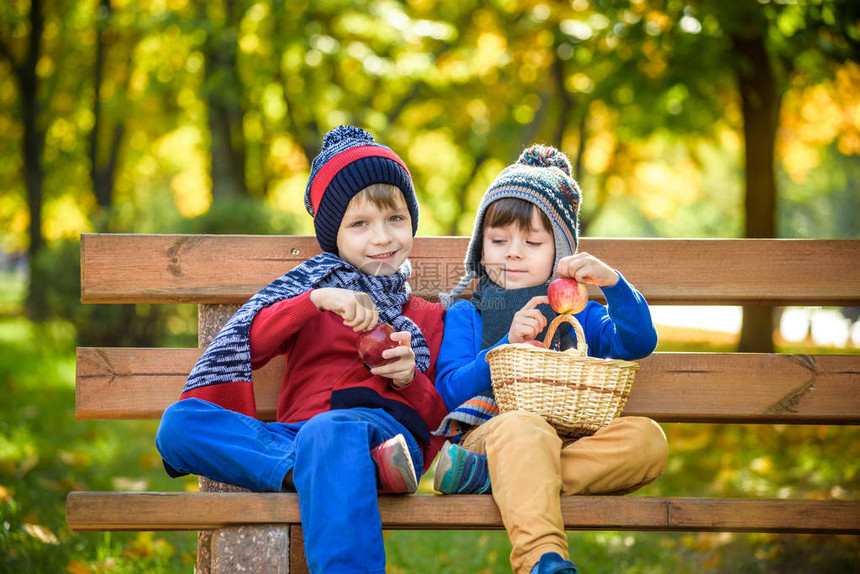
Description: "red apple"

(356, 322), (399, 367)
(547, 277), (588, 314)
(523, 339), (547, 348)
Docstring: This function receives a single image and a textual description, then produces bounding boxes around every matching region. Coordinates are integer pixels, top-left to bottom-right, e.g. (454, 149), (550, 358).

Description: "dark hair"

(354, 183), (408, 211)
(483, 197), (551, 233)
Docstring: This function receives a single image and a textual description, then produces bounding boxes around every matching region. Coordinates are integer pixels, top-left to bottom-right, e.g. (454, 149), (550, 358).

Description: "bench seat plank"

(76, 348), (860, 424)
(80, 235), (860, 305)
(66, 492), (860, 534)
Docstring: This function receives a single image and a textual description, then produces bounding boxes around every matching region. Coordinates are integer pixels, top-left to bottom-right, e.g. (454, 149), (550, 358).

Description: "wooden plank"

(75, 347), (281, 420)
(289, 527), (307, 574)
(80, 235), (860, 305)
(76, 348), (860, 424)
(622, 353), (860, 424)
(65, 492), (860, 534)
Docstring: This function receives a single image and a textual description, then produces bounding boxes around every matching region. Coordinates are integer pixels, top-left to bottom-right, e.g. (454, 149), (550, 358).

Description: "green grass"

(0, 271), (198, 573)
(0, 316), (198, 573)
(0, 270), (26, 318)
(384, 530), (702, 573)
(1, 269), (858, 573)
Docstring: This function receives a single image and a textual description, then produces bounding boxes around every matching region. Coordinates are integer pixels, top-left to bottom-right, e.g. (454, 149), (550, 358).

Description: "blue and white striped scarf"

(433, 392), (500, 441)
(183, 253), (430, 394)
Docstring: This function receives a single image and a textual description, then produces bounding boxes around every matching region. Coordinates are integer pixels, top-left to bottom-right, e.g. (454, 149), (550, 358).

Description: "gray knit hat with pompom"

(441, 144), (581, 306)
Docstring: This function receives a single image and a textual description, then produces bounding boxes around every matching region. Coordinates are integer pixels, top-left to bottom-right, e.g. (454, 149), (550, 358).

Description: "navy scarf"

(471, 276), (572, 350)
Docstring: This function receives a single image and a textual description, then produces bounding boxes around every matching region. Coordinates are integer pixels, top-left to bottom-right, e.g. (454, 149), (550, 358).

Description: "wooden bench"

(67, 234), (860, 573)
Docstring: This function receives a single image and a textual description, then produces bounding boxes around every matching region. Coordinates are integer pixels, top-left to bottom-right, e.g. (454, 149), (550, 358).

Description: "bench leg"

(195, 308), (306, 573)
(211, 525), (290, 573)
(289, 526), (309, 574)
(197, 524), (304, 574)
(197, 531), (213, 574)
(196, 476), (296, 573)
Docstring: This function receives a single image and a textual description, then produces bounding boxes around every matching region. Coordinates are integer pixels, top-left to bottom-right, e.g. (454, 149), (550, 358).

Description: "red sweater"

(182, 290), (448, 468)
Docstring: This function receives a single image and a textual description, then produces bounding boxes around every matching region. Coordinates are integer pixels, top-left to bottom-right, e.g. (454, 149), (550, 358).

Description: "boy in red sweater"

(156, 126), (448, 574)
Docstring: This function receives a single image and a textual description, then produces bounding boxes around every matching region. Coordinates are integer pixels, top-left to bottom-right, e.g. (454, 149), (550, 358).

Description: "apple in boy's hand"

(523, 339), (547, 348)
(356, 322), (399, 366)
(547, 277), (588, 314)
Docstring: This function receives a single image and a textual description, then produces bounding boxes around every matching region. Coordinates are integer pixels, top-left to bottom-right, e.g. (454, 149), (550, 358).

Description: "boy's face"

(481, 209), (555, 290)
(336, 193), (413, 276)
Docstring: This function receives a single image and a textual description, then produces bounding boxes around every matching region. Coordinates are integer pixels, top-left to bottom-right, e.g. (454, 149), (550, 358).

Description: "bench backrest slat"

(76, 347), (860, 424)
(81, 235), (860, 305)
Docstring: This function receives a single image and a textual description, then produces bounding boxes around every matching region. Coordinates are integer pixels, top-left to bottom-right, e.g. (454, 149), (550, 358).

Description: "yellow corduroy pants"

(460, 412), (669, 574)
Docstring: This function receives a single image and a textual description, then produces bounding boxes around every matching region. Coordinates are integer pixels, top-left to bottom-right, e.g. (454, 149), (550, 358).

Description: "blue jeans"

(155, 398), (424, 574)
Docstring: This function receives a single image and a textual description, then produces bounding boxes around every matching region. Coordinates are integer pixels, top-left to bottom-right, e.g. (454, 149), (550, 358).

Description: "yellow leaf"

(111, 477), (149, 491)
(18, 453), (39, 476)
(66, 560), (92, 574)
(703, 553), (722, 569)
(59, 450), (91, 468)
(23, 523), (60, 545)
(96, 557), (117, 571)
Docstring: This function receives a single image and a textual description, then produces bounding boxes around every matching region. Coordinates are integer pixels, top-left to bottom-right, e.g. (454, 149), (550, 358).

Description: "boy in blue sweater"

(433, 145), (668, 574)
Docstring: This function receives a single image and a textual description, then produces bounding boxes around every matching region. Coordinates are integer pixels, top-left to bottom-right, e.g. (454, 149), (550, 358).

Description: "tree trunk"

(731, 31), (781, 352)
(201, 0), (248, 200)
(20, 0), (47, 321)
(207, 90), (248, 199)
(90, 0), (126, 211)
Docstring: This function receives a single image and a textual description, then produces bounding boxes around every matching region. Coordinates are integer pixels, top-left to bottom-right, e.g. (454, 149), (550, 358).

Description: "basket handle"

(543, 314), (588, 356)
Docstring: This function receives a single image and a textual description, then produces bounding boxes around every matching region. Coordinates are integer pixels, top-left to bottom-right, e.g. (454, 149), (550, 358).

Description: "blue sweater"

(435, 273), (658, 411)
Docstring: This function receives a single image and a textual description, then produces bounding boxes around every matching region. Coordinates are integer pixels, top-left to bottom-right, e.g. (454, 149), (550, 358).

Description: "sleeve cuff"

(290, 290), (324, 322)
(600, 271), (643, 310)
(392, 372), (433, 402)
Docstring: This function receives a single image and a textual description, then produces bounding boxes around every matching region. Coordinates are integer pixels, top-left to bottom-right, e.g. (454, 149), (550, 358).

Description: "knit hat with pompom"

(442, 144), (581, 305)
(304, 125), (418, 254)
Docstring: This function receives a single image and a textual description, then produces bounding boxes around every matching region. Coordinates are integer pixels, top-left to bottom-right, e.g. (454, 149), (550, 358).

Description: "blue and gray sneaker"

(529, 552), (578, 574)
(433, 441), (492, 494)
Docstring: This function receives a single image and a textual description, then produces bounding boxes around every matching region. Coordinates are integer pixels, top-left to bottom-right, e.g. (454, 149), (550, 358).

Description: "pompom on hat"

(304, 125), (419, 254)
(442, 144), (582, 306)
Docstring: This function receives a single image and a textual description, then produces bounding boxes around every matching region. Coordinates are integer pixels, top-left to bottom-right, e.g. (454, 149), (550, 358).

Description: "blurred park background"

(1, 0), (859, 572)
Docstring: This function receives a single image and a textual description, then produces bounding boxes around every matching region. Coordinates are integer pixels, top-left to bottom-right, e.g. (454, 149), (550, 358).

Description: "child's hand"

(508, 296), (550, 344)
(556, 252), (619, 288)
(370, 331), (416, 388)
(309, 288), (379, 332)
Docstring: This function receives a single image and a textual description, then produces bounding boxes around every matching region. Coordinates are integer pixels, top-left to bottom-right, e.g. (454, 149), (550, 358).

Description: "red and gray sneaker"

(370, 434), (419, 494)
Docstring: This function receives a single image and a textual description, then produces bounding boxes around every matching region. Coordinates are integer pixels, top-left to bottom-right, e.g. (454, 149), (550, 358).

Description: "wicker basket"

(486, 314), (638, 437)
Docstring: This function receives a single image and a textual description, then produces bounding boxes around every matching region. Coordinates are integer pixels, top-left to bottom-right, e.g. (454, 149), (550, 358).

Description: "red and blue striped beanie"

(304, 125), (418, 254)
